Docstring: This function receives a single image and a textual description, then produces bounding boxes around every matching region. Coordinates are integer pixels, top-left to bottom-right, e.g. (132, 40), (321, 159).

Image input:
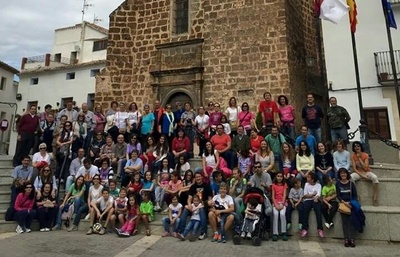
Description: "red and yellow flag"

(347, 0), (358, 33)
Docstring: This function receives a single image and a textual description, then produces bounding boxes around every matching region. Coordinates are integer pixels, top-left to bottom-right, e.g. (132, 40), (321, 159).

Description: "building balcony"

(22, 54), (78, 70)
(374, 50), (400, 85)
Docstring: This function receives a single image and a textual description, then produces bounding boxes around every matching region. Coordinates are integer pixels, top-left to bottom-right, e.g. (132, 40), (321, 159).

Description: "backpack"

(61, 202), (75, 221)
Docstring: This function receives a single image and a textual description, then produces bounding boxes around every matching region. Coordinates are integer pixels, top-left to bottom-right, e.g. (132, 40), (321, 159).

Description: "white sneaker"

(40, 228), (46, 232)
(84, 214), (90, 220)
(246, 232), (252, 239)
(324, 222), (331, 229)
(240, 232), (246, 238)
(16, 225), (24, 234)
(45, 228), (50, 232)
(25, 228), (32, 233)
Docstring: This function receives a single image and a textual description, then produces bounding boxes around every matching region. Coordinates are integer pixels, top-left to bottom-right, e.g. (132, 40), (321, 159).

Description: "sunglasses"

(65, 124), (71, 127)
(39, 147), (46, 150)
(25, 186), (33, 189)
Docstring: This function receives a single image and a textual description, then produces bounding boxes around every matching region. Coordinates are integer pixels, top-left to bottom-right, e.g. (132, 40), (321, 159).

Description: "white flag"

(319, 0), (349, 24)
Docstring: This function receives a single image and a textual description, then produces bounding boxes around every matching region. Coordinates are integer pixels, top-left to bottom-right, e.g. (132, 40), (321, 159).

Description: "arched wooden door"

(165, 92), (193, 111)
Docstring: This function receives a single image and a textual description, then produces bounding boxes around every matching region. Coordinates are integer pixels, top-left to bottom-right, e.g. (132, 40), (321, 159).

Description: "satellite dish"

(74, 45), (81, 52)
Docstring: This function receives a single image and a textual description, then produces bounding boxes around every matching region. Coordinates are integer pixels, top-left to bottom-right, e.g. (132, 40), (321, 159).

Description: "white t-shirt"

(32, 152), (51, 165)
(203, 150), (217, 168)
(96, 196), (114, 211)
(114, 111), (129, 129)
(127, 111), (141, 125)
(114, 197), (128, 209)
(89, 185), (103, 202)
(195, 115), (209, 130)
(76, 165), (99, 180)
(303, 182), (322, 202)
(168, 203), (183, 218)
(212, 194), (234, 210)
(226, 106), (241, 122)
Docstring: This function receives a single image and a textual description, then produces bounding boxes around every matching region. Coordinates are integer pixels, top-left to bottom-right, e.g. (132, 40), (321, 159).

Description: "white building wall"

(0, 68), (18, 154)
(9, 63), (105, 155)
(322, 1), (400, 141)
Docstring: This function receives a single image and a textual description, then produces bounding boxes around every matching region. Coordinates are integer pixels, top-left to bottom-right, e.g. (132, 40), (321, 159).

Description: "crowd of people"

(9, 92), (375, 247)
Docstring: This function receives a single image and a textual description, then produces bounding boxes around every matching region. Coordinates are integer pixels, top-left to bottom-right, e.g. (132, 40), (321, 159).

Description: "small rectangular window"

(0, 77), (6, 90)
(90, 69), (100, 77)
(93, 40), (107, 51)
(54, 53), (61, 62)
(66, 72), (76, 80)
(30, 78), (39, 85)
(173, 0), (189, 35)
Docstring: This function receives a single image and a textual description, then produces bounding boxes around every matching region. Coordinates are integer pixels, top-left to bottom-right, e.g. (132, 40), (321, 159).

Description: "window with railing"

(30, 78), (39, 85)
(173, 0), (189, 35)
(374, 50), (400, 83)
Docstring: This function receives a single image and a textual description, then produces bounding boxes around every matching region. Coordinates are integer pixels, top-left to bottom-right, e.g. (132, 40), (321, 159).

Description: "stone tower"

(96, 0), (327, 114)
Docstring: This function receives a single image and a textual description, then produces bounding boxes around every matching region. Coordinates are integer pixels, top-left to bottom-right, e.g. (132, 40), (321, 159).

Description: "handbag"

(338, 202), (351, 215)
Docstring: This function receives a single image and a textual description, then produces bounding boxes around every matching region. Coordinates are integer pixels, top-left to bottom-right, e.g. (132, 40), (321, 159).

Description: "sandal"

(146, 229), (151, 236)
(132, 229), (138, 235)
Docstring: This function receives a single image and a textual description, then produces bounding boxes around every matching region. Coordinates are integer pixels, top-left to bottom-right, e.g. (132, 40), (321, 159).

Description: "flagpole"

(350, 32), (364, 119)
(350, 27), (373, 163)
(381, 2), (400, 116)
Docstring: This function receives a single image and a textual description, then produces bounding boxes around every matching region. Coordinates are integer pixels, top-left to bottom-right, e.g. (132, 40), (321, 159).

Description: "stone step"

(0, 205), (399, 241)
(0, 174), (12, 183)
(0, 156), (13, 167)
(355, 178), (400, 207)
(0, 191), (10, 202)
(286, 205), (400, 241)
(0, 167), (14, 177)
(0, 201), (10, 210)
(370, 163), (400, 178)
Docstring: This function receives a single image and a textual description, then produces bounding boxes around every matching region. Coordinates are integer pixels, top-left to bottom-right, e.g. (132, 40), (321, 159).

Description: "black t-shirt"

(188, 183), (212, 203)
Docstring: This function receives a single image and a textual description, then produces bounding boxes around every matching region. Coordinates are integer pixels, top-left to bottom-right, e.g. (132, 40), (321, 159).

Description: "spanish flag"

(347, 0), (358, 33)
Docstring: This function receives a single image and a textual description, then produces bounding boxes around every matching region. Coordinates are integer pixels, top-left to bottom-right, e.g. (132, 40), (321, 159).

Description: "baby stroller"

(233, 187), (270, 246)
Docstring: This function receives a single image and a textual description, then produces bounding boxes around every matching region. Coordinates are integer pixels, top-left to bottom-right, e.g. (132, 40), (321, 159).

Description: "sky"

(0, 0), (124, 71)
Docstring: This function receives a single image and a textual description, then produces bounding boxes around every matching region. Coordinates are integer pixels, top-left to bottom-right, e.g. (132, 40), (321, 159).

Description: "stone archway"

(166, 92), (193, 111)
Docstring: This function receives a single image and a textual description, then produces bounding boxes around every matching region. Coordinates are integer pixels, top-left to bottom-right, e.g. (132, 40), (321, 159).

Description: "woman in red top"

(140, 136), (156, 170)
(14, 182), (36, 234)
(128, 172), (143, 195)
(172, 128), (190, 161)
(249, 129), (264, 156)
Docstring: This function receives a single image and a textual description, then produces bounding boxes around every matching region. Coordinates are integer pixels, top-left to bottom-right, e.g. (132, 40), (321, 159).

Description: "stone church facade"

(96, 0), (327, 115)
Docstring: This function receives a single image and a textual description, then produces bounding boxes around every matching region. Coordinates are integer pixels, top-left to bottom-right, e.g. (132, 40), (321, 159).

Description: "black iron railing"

(374, 50), (400, 83)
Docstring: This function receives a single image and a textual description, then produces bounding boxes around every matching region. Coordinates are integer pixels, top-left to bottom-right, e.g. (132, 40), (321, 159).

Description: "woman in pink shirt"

(93, 105), (106, 134)
(164, 171), (182, 205)
(14, 182), (36, 234)
(277, 95), (295, 140)
(238, 102), (255, 136)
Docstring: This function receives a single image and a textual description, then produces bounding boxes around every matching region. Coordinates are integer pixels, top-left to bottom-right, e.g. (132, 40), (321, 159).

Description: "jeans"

(66, 176), (75, 192)
(341, 213), (355, 240)
(155, 187), (165, 207)
(73, 198), (88, 226)
(182, 219), (200, 237)
(37, 207), (58, 229)
(330, 125), (348, 144)
(308, 127), (321, 143)
(219, 213), (235, 237)
(302, 200), (323, 231)
(14, 209), (36, 229)
(316, 170), (334, 187)
(321, 200), (338, 224)
(162, 217), (181, 233)
(178, 208), (207, 235)
(285, 202), (303, 224)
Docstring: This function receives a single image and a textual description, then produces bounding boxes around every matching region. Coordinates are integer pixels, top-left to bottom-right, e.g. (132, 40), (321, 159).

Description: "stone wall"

(96, 0), (326, 116)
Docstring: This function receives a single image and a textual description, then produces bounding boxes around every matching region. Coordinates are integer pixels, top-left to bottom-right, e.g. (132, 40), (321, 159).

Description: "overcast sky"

(0, 0), (123, 70)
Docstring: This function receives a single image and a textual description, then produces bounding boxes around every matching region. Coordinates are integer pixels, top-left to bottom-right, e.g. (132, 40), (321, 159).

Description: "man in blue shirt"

(295, 125), (317, 155)
(11, 156), (33, 205)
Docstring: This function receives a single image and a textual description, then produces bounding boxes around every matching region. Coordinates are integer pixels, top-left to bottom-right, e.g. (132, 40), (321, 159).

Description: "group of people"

(9, 91), (374, 247)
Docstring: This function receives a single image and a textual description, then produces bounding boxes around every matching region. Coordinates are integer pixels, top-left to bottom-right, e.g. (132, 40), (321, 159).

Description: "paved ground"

(0, 231), (398, 257)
